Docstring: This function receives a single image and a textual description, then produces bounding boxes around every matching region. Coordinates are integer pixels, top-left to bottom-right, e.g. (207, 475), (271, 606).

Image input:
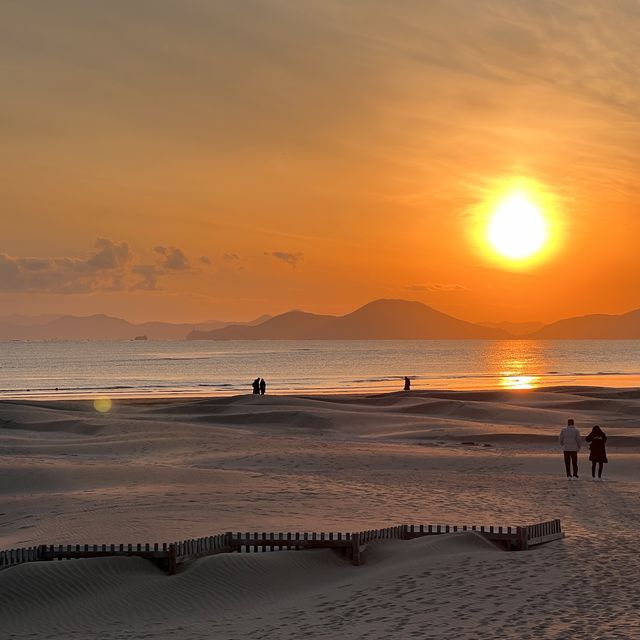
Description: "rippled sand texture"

(1, 387), (639, 639)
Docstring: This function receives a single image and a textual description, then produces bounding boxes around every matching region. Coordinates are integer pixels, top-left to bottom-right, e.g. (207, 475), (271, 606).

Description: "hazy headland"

(3, 299), (640, 341)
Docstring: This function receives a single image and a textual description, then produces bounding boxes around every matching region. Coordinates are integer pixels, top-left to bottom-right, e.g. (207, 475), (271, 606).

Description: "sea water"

(1, 340), (640, 400)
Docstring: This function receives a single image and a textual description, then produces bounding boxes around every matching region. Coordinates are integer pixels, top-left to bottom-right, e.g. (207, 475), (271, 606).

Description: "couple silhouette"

(559, 419), (608, 481)
(252, 377), (266, 395)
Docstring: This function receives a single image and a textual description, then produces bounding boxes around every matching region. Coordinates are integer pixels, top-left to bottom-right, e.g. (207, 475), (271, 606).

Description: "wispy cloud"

(405, 283), (467, 292)
(265, 251), (303, 267)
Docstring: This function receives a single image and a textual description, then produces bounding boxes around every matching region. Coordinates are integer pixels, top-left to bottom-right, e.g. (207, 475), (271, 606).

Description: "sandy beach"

(1, 387), (639, 639)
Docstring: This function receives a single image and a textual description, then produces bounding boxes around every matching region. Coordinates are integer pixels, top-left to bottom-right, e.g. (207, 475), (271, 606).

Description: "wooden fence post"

(167, 544), (177, 575)
(516, 527), (528, 551)
(350, 533), (361, 566)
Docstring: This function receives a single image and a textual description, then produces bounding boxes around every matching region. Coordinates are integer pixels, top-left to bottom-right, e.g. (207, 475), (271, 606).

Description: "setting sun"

(487, 192), (547, 260)
(471, 176), (562, 270)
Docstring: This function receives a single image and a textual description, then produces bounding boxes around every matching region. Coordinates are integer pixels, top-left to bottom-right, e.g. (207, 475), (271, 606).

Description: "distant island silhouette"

(188, 299), (510, 340)
(0, 314), (270, 341)
(3, 301), (639, 341)
(525, 309), (640, 339)
(479, 321), (545, 336)
(188, 300), (640, 341)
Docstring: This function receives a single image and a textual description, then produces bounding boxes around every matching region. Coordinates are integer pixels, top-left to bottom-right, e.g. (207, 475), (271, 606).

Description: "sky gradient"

(1, 1), (639, 323)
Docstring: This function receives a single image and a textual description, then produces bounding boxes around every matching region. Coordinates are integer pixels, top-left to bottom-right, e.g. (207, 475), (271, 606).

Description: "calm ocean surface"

(1, 340), (640, 400)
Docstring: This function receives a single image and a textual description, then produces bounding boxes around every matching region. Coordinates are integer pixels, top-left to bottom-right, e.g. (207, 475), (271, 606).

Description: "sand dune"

(0, 534), (504, 638)
(1, 387), (639, 638)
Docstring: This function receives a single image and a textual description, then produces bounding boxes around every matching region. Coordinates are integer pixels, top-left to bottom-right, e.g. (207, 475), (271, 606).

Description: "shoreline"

(0, 374), (640, 403)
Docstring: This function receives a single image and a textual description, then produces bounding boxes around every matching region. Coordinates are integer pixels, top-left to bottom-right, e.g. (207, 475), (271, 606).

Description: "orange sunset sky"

(1, 1), (639, 324)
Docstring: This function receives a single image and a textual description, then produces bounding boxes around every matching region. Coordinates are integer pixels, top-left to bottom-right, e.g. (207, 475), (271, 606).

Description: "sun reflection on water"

(500, 374), (539, 390)
(484, 340), (546, 390)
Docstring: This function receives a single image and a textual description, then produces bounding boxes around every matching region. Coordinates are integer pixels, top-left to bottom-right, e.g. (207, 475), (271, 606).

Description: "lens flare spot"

(94, 397), (113, 413)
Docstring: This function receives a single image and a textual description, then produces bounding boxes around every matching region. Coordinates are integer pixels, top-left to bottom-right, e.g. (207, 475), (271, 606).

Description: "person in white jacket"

(559, 418), (581, 479)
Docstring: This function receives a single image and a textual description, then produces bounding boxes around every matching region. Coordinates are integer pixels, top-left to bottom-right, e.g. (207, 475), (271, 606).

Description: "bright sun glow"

(487, 192), (547, 260)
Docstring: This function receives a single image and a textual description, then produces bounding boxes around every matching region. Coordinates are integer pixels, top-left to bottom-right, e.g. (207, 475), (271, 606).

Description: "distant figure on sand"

(586, 425), (608, 481)
(404, 376), (411, 391)
(260, 378), (266, 395)
(559, 418), (581, 480)
(252, 378), (260, 394)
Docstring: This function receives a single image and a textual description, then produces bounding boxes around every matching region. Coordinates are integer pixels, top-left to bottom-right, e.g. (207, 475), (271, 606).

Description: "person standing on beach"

(404, 376), (411, 391)
(559, 418), (581, 479)
(586, 425), (608, 481)
(252, 378), (260, 394)
(259, 378), (266, 395)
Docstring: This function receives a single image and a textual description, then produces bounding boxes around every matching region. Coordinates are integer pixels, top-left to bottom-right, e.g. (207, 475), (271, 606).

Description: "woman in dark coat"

(585, 425), (608, 480)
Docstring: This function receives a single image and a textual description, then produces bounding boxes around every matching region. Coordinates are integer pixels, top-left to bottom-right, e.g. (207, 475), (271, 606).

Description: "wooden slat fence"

(0, 546), (42, 572)
(405, 522), (526, 549)
(0, 519), (563, 574)
(230, 531), (351, 553)
(348, 525), (407, 565)
(524, 519), (563, 549)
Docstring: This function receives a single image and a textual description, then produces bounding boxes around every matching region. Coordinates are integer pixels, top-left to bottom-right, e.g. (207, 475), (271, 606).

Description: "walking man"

(559, 418), (581, 479)
(259, 378), (266, 395)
